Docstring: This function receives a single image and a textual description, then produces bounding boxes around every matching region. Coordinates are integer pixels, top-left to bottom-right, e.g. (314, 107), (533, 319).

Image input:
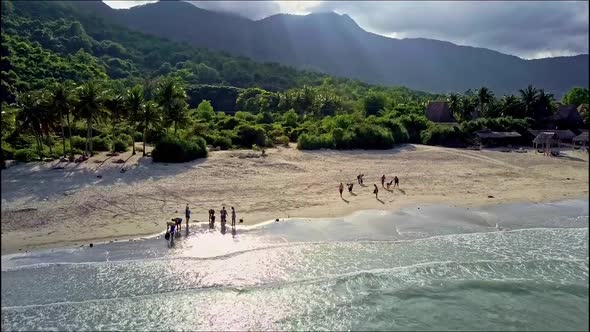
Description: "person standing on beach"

(373, 184), (379, 199)
(347, 183), (354, 193)
(394, 176), (399, 188)
(381, 175), (386, 188)
(185, 204), (191, 228)
(221, 206), (227, 223)
(339, 183), (344, 198)
(231, 207), (237, 227)
(209, 209), (216, 229)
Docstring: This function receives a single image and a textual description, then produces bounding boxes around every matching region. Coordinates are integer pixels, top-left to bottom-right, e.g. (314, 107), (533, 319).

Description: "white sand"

(1, 143), (588, 254)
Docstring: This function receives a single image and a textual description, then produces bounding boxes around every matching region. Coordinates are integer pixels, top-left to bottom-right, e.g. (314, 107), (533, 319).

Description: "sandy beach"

(1, 144), (588, 254)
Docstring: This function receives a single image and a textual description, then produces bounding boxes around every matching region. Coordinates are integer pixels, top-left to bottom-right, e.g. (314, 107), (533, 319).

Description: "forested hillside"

(1, 0), (588, 167)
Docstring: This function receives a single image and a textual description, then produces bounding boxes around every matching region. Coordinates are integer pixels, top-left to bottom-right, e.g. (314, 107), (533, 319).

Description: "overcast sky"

(103, 1), (589, 59)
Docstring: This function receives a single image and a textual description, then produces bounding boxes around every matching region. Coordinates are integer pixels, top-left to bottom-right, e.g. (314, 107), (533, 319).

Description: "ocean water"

(1, 199), (588, 331)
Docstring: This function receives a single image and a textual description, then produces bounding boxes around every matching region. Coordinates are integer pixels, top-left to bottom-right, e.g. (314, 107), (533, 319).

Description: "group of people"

(208, 206), (239, 232)
(164, 204), (241, 243)
(381, 174), (400, 190)
(339, 174), (401, 199)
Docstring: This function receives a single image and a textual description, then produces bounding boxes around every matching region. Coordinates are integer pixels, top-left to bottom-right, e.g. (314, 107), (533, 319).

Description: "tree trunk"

(143, 119), (147, 157)
(132, 128), (136, 155)
(60, 110), (66, 158)
(66, 112), (73, 157)
(89, 122), (93, 156)
(85, 116), (90, 156)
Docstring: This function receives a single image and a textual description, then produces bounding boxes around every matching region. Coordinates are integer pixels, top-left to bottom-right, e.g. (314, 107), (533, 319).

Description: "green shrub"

(297, 133), (334, 150)
(351, 123), (394, 149)
(91, 136), (112, 151)
(234, 124), (267, 148)
(152, 135), (207, 163)
(421, 125), (464, 146)
(205, 133), (232, 150)
(70, 136), (87, 150)
(2, 141), (15, 160)
(14, 148), (38, 162)
(112, 139), (128, 152)
(133, 131), (142, 142)
(275, 135), (290, 147)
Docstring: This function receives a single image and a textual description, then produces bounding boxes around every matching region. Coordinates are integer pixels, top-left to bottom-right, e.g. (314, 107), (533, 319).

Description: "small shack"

(474, 129), (522, 148)
(425, 102), (456, 123)
(532, 132), (560, 154)
(543, 105), (584, 129)
(528, 129), (576, 143)
(573, 131), (589, 149)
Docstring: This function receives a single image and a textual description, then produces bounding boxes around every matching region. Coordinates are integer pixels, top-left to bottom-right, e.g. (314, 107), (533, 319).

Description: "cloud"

(102, 1), (589, 59)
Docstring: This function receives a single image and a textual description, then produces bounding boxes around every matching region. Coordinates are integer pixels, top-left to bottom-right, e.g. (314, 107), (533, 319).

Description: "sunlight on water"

(2, 199), (588, 331)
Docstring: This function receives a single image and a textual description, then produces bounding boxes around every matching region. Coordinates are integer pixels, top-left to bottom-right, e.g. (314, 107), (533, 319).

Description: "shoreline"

(2, 144), (588, 255)
(2, 195), (588, 257)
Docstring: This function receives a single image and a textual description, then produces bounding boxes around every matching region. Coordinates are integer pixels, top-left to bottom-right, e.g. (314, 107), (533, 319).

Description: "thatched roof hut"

(528, 129), (576, 142)
(425, 102), (456, 123)
(533, 132), (558, 145)
(573, 131), (589, 143)
(475, 129), (522, 148)
(544, 105), (584, 129)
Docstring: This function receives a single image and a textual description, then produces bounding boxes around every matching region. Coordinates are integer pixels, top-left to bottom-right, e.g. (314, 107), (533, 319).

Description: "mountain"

(71, 0), (588, 97)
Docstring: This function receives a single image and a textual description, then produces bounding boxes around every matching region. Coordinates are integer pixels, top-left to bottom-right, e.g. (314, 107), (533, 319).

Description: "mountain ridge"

(52, 1), (590, 96)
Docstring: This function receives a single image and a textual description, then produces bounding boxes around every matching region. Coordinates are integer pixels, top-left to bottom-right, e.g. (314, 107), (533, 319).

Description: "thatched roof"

(533, 132), (558, 144)
(425, 102), (456, 123)
(573, 131), (589, 143)
(474, 129), (521, 139)
(528, 129), (576, 140)
(546, 104), (584, 127)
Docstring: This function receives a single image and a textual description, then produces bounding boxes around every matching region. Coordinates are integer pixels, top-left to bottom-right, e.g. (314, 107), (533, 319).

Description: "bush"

(133, 131), (142, 142)
(297, 132), (334, 150)
(275, 135), (290, 147)
(14, 148), (38, 162)
(2, 141), (15, 160)
(70, 136), (87, 150)
(91, 136), (111, 151)
(421, 125), (464, 146)
(351, 123), (394, 149)
(152, 135), (207, 163)
(112, 139), (128, 152)
(205, 133), (232, 150)
(234, 124), (267, 148)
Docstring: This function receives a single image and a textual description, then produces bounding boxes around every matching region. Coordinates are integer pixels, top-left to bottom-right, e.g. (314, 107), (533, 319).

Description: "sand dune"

(1, 144), (588, 254)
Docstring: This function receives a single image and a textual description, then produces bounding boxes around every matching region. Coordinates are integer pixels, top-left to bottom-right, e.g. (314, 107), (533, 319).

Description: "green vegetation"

(0, 0), (587, 165)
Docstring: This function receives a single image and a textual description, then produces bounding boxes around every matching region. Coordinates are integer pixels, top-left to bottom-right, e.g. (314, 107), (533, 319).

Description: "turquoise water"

(1, 199), (588, 331)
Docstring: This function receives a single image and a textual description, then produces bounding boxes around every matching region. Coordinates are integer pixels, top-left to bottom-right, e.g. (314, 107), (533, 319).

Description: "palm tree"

(125, 85), (145, 155)
(519, 85), (539, 118)
(447, 93), (461, 121)
(476, 87), (494, 118)
(46, 83), (74, 158)
(75, 82), (107, 156)
(155, 78), (187, 136)
(140, 101), (162, 157)
(535, 89), (555, 120)
(459, 96), (475, 122)
(16, 92), (44, 159)
(500, 95), (521, 117)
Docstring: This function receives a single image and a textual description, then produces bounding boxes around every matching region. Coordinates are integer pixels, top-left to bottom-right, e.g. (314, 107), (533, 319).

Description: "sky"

(102, 1), (589, 59)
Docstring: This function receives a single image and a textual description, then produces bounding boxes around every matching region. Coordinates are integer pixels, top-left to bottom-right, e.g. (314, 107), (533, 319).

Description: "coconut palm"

(155, 78), (187, 136)
(16, 92), (44, 159)
(476, 87), (494, 119)
(140, 101), (162, 157)
(46, 83), (74, 158)
(535, 89), (555, 120)
(500, 95), (521, 117)
(125, 85), (145, 155)
(75, 82), (108, 156)
(446, 93), (461, 121)
(519, 85), (539, 118)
